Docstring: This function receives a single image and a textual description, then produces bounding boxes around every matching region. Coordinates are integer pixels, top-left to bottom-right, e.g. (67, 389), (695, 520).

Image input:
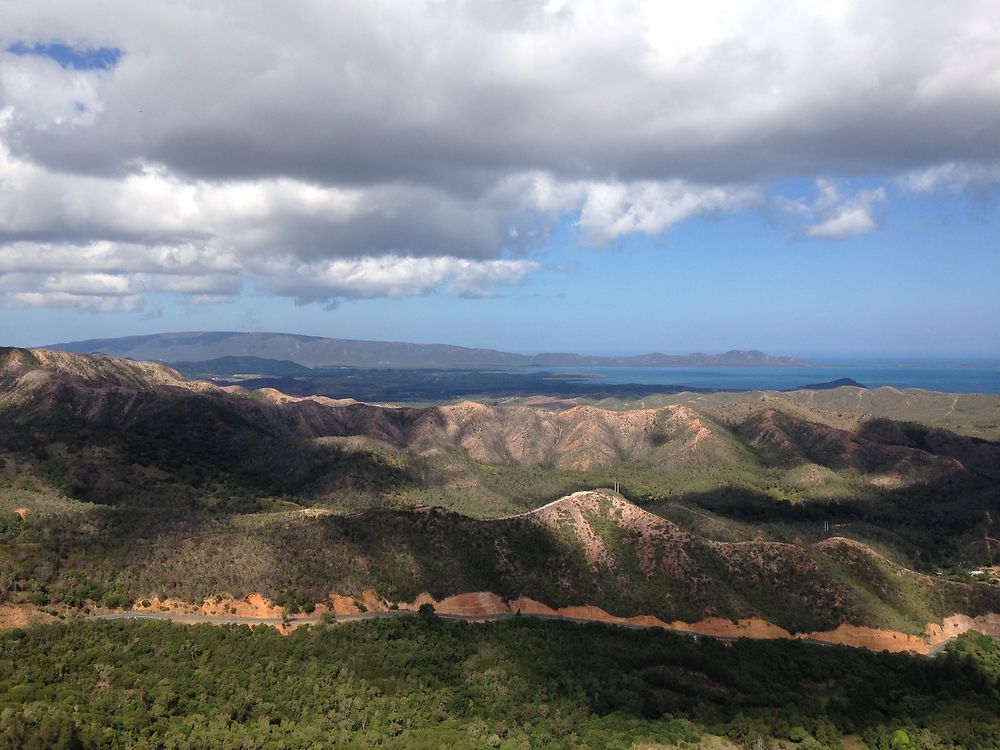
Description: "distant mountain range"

(48, 331), (808, 369)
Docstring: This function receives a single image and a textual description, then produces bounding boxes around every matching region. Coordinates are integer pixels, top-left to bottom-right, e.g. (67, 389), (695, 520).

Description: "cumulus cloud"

(492, 172), (760, 245)
(806, 207), (878, 239)
(0, 141), (735, 308)
(900, 162), (1000, 193)
(779, 180), (887, 240)
(0, 141), (542, 308)
(1, 1), (999, 310)
(262, 256), (540, 305)
(7, 2), (1000, 183)
(575, 181), (759, 245)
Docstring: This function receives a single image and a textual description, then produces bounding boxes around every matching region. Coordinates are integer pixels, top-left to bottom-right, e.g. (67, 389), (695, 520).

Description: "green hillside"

(2, 619), (999, 750)
(1, 348), (998, 634)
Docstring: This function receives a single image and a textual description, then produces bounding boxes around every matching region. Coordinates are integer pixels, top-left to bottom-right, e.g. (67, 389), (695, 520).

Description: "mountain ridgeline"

(48, 331), (808, 369)
(1, 347), (999, 637)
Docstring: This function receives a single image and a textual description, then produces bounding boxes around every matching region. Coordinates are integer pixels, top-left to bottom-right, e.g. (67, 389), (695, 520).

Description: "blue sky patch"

(7, 41), (122, 70)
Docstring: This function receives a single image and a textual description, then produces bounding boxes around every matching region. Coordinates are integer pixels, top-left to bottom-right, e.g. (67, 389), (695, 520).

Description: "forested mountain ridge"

(0, 348), (998, 639)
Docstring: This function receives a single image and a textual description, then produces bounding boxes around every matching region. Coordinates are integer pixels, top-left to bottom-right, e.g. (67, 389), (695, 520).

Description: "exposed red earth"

(3, 348), (999, 657)
(64, 591), (1000, 654)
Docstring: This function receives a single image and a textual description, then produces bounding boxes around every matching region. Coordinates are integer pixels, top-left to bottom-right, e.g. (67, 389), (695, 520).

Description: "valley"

(2, 345), (1000, 748)
(2, 347), (999, 628)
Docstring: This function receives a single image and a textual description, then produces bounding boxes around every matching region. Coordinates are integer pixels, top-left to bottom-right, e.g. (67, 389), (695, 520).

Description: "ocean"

(521, 365), (1000, 395)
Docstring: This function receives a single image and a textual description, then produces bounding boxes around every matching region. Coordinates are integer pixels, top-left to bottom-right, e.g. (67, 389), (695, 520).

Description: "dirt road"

(91, 609), (942, 654)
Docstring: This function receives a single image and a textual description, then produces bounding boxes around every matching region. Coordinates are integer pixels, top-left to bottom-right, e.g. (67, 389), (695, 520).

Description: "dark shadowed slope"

(2, 348), (999, 637)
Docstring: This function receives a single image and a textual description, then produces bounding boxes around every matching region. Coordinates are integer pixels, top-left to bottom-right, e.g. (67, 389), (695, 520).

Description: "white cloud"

(0, 55), (106, 127)
(575, 181), (759, 244)
(259, 256), (540, 305)
(806, 205), (879, 239)
(2, 1), (1000, 310)
(781, 179), (886, 240)
(4, 290), (144, 312)
(0, 141), (546, 308)
(0, 142), (744, 308)
(491, 172), (758, 245)
(0, 251), (540, 312)
(7, 1), (1000, 184)
(900, 162), (1000, 193)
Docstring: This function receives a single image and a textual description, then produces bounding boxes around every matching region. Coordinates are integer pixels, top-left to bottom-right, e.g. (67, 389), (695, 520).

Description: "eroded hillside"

(1, 348), (999, 638)
(4, 487), (999, 635)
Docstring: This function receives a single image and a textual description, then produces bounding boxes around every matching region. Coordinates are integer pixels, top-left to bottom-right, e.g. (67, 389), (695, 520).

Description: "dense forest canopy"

(1, 618), (999, 749)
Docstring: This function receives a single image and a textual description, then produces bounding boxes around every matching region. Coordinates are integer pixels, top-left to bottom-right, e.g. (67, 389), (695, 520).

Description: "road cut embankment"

(121, 590), (1000, 654)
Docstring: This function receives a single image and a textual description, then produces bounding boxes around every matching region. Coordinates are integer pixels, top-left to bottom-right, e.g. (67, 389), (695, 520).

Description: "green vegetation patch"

(0, 619), (998, 749)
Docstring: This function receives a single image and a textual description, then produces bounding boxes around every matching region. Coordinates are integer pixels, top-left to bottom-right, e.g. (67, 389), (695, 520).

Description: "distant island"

(791, 377), (867, 391)
(48, 331), (808, 370)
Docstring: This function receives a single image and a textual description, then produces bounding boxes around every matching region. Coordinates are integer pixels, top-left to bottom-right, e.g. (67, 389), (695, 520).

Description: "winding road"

(95, 609), (679, 631)
(92, 609), (972, 655)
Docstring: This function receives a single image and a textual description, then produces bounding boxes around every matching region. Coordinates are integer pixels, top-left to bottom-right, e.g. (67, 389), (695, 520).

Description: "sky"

(0, 1), (998, 361)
